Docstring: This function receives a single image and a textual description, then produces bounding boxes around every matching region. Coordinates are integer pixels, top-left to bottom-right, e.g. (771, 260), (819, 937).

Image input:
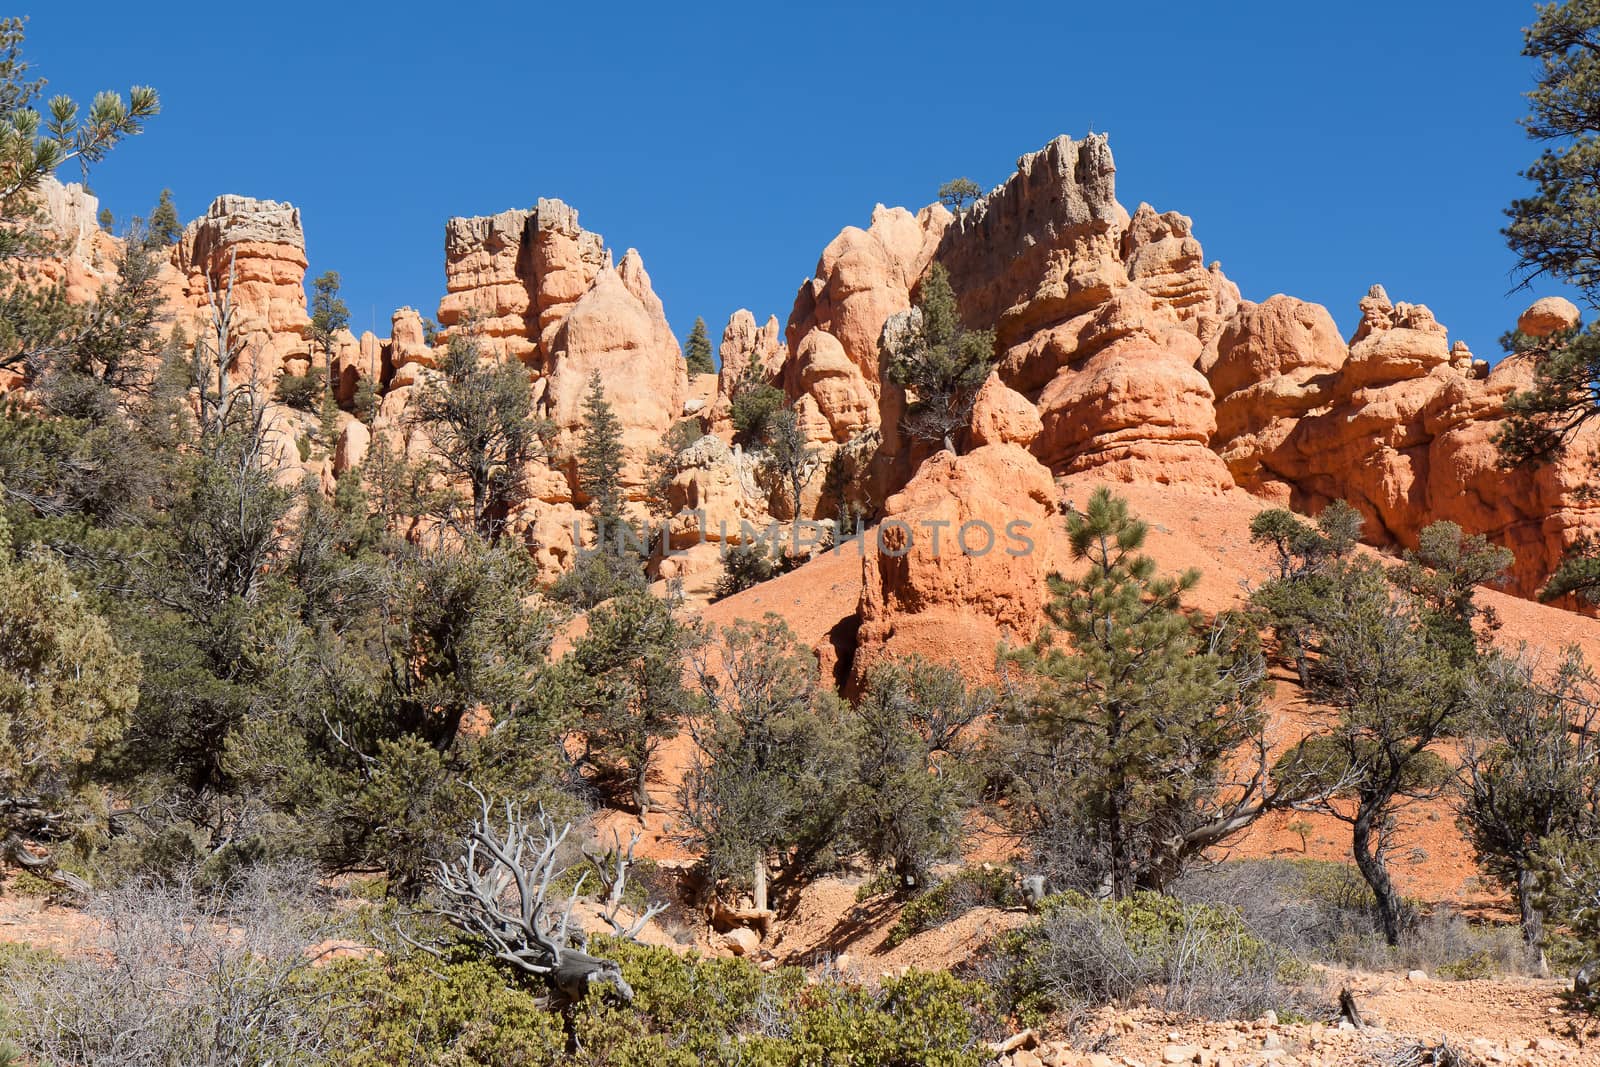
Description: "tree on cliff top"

(884, 263), (995, 454)
(684, 316), (715, 375)
(145, 187), (180, 248)
(938, 177), (982, 213)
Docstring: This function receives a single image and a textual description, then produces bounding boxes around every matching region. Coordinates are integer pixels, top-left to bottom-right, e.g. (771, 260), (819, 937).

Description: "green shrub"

(317, 953), (564, 1066)
(713, 541), (803, 600)
(885, 867), (1019, 948)
(6, 871), (57, 899)
(276, 372), (322, 411)
(323, 940), (993, 1066)
(976, 891), (1307, 1026)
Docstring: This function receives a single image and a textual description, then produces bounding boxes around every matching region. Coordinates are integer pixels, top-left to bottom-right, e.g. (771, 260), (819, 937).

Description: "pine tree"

(729, 352), (784, 444)
(678, 615), (854, 907)
(684, 316), (715, 375)
(1392, 519), (1512, 662)
(937, 177), (982, 212)
(145, 187), (180, 248)
(1293, 559), (1468, 945)
(1000, 488), (1278, 898)
(1497, 2), (1600, 600)
(851, 657), (990, 891)
(1459, 647), (1600, 952)
(410, 332), (544, 542)
(0, 18), (158, 373)
(577, 370), (626, 537)
(0, 516), (139, 870)
(309, 270), (350, 390)
(762, 406), (817, 522)
(1249, 500), (1363, 685)
(884, 263), (995, 453)
(559, 591), (694, 814)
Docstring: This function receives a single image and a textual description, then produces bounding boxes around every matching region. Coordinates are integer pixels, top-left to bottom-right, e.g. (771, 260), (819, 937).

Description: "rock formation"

(853, 443), (1060, 684)
(436, 200), (687, 499)
(19, 131), (1600, 607)
(173, 194), (312, 384)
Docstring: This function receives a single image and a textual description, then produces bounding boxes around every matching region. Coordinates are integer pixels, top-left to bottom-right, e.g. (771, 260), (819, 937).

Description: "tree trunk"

(753, 857), (768, 913)
(1352, 805), (1403, 946)
(1517, 867), (1549, 975)
(632, 771), (651, 817)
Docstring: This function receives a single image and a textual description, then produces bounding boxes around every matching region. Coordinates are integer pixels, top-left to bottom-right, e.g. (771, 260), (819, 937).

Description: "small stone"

(1260, 1010), (1279, 1027)
(1161, 1045), (1200, 1064)
(1012, 1051), (1044, 1067)
(720, 927), (760, 956)
(1407, 969), (1428, 982)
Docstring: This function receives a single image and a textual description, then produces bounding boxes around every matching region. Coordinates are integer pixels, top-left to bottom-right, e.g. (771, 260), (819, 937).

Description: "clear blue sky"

(31, 1), (1570, 362)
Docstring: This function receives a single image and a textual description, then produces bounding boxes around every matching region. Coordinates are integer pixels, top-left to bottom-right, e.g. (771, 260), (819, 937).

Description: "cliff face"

(12, 133), (1599, 607)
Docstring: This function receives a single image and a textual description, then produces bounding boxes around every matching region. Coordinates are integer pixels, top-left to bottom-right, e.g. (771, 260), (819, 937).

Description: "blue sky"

(31, 1), (1569, 362)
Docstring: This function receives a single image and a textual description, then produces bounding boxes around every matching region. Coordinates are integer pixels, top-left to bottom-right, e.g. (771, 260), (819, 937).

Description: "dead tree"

(430, 788), (663, 1005)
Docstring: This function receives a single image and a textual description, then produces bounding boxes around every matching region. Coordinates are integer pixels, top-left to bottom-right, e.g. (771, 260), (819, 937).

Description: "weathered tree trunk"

(632, 771), (652, 817)
(1352, 806), (1403, 946)
(1517, 867), (1547, 974)
(753, 857), (769, 914)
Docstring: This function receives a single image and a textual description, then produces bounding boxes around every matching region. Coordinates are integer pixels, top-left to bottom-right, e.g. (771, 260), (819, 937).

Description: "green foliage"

(1393, 520), (1512, 661)
(0, 17), (158, 220)
(144, 187), (179, 248)
(308, 270), (350, 370)
(577, 370), (627, 534)
(1248, 500), (1362, 685)
(326, 942), (993, 1067)
(318, 953), (564, 1066)
(728, 354), (784, 444)
(761, 406), (817, 518)
(712, 540), (782, 599)
(275, 371), (322, 410)
(0, 520), (138, 853)
(684, 315), (715, 375)
(559, 591), (695, 813)
(678, 615), (855, 895)
(999, 487), (1271, 897)
(884, 866), (1018, 948)
(410, 330), (546, 542)
(938, 177), (983, 212)
(643, 417), (704, 519)
(1531, 832), (1600, 1001)
(549, 539), (649, 610)
(1506, 0), (1600, 305)
(1281, 557), (1474, 945)
(884, 263), (995, 453)
(0, 19), (157, 373)
(1459, 648), (1600, 948)
(850, 657), (990, 889)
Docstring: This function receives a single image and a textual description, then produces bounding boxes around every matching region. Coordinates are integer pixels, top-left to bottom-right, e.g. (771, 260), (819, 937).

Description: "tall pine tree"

(145, 187), (180, 248)
(1001, 488), (1277, 897)
(578, 370), (626, 537)
(684, 316), (715, 375)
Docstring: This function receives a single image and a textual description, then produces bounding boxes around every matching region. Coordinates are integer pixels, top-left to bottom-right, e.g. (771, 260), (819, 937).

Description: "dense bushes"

(975, 891), (1307, 1027)
(311, 940), (994, 1066)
